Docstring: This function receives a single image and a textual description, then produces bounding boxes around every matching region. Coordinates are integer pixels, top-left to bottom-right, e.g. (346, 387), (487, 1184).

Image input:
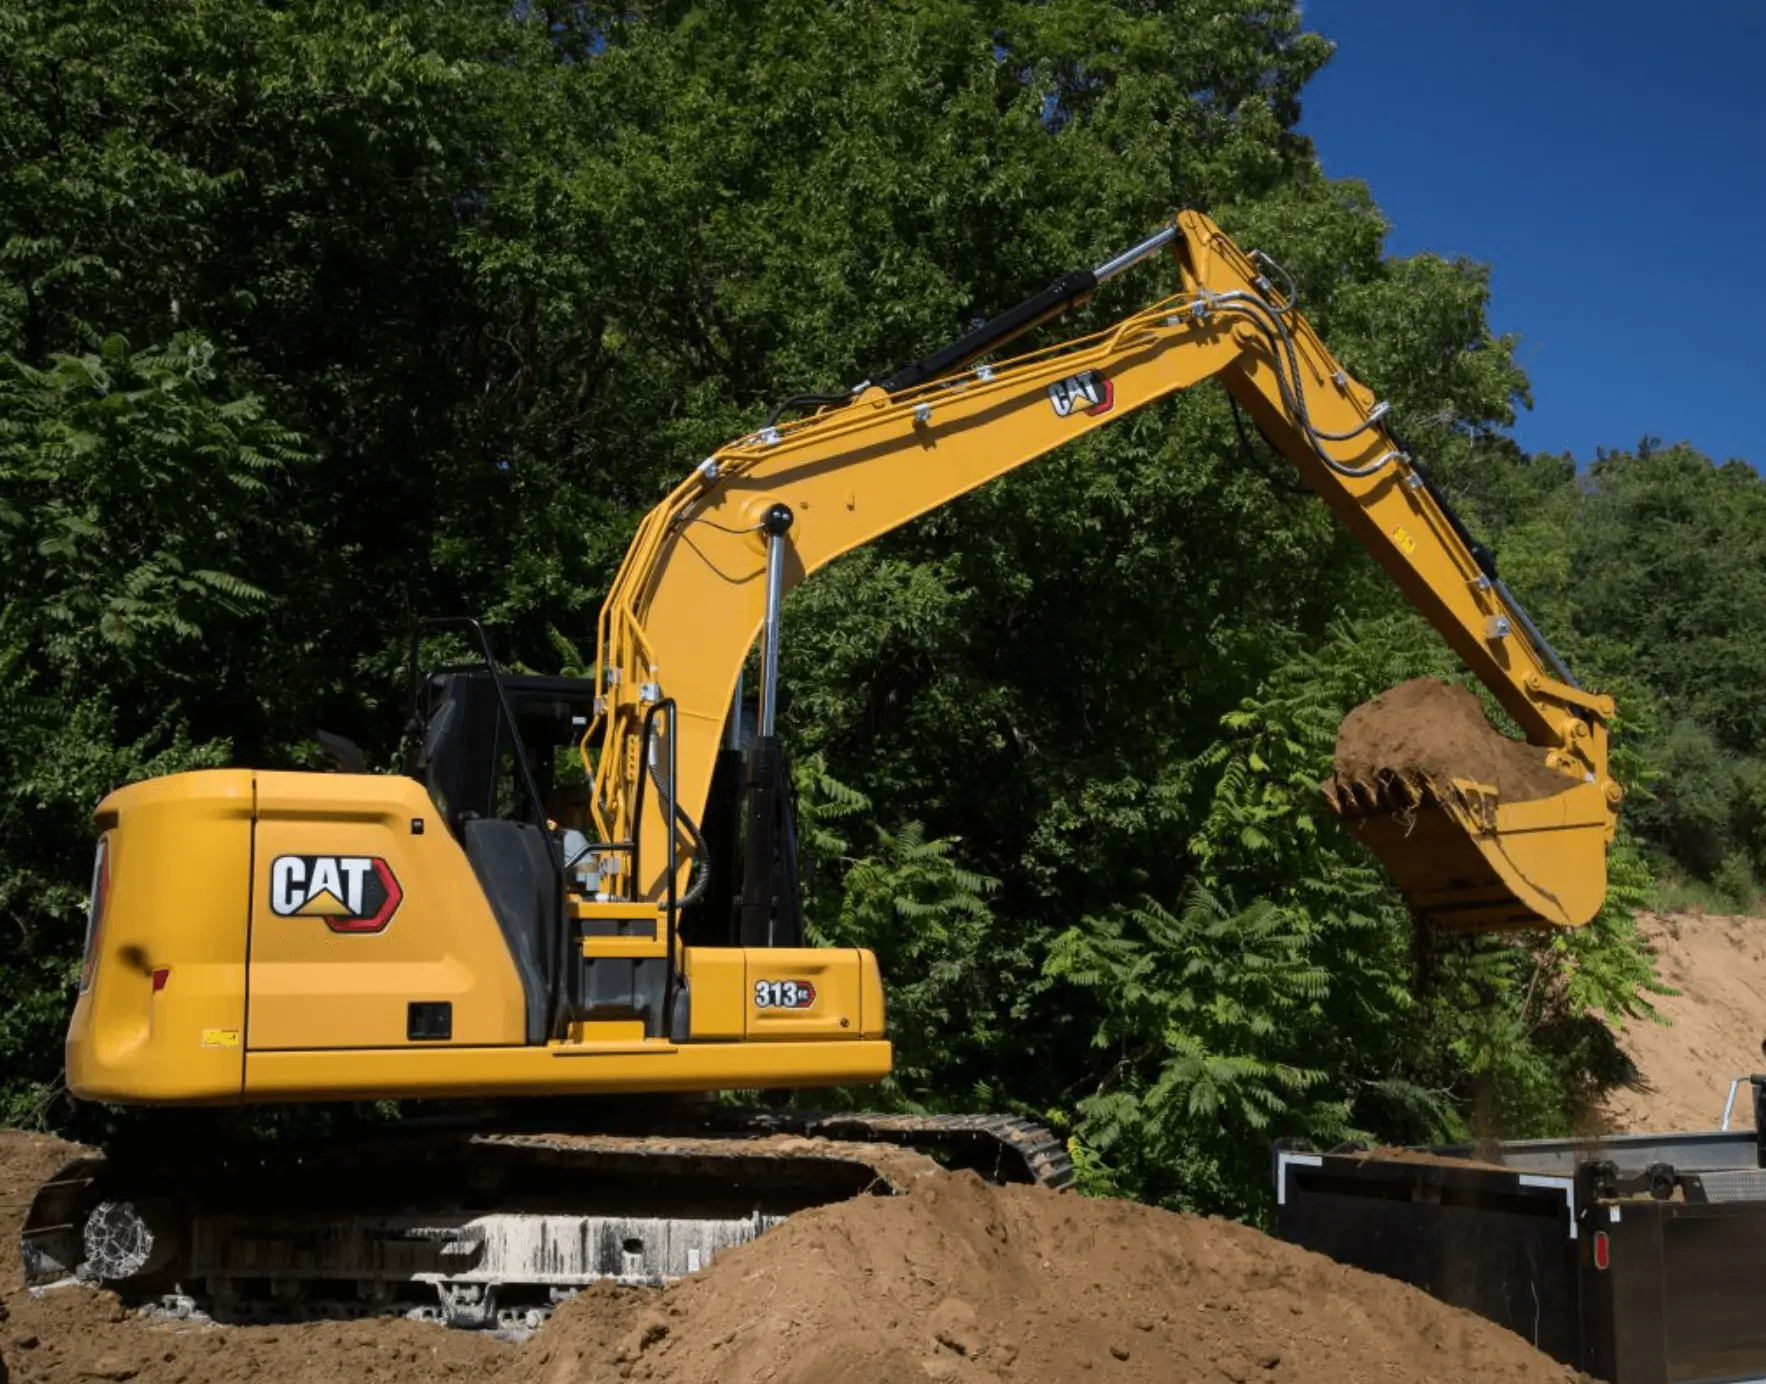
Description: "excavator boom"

(588, 210), (1617, 931)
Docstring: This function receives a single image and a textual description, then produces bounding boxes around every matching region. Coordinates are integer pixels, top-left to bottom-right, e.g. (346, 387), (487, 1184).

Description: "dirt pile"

(1328, 678), (1570, 804)
(1602, 910), (1766, 1133)
(529, 1167), (1585, 1384)
(2, 1130), (1586, 1384)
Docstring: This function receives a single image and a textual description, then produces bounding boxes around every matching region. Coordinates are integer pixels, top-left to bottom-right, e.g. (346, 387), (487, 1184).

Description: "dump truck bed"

(1274, 1131), (1766, 1384)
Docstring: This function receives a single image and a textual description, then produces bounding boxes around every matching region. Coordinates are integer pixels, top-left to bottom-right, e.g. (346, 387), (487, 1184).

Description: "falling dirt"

(1329, 677), (1573, 804)
(1601, 910), (1766, 1134)
(0, 1129), (1591, 1384)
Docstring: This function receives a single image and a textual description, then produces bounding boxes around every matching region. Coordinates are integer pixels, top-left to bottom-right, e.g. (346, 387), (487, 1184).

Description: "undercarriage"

(21, 1107), (1071, 1333)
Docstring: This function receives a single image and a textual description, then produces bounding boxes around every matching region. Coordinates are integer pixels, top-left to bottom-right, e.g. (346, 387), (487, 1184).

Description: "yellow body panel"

(684, 947), (747, 1039)
(248, 772), (526, 1049)
(859, 956), (886, 1039)
(241, 1038), (892, 1102)
(743, 949), (867, 1039)
(234, 938), (887, 1100)
(67, 771), (254, 1102)
(585, 211), (1618, 929)
(68, 771), (890, 1104)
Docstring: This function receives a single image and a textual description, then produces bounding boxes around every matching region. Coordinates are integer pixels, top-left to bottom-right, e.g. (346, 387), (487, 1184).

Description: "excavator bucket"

(1321, 680), (1613, 932)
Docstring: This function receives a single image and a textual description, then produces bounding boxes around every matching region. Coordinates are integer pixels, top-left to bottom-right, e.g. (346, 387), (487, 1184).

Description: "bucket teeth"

(1323, 770), (1505, 823)
(1325, 771), (1431, 818)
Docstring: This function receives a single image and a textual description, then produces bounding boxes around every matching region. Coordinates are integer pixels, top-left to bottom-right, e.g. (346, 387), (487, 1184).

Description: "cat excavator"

(23, 211), (1622, 1331)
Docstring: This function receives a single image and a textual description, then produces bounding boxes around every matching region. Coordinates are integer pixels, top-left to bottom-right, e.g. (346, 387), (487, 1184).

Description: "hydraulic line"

(647, 761), (711, 906)
(1200, 285), (1402, 477)
(1228, 395), (1312, 498)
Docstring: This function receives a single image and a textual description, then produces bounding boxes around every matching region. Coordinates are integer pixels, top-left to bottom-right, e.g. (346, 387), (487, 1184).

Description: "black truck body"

(1275, 1127), (1766, 1384)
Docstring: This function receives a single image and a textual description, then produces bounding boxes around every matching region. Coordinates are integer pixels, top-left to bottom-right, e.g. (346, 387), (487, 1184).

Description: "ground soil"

(1330, 678), (1571, 803)
(1600, 910), (1766, 1133)
(0, 1130), (1590, 1384)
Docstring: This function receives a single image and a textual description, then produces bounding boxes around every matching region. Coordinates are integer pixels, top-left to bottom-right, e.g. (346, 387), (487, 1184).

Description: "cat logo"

(1047, 369), (1114, 419)
(269, 855), (403, 934)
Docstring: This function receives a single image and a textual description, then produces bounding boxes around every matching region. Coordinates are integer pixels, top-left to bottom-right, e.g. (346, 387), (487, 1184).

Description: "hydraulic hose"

(648, 757), (712, 907)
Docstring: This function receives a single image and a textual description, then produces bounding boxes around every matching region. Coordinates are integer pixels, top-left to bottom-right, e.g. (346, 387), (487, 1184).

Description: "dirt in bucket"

(1329, 677), (1573, 803)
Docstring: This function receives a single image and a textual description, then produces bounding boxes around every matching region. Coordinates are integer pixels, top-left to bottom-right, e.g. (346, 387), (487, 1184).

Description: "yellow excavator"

(24, 211), (1621, 1331)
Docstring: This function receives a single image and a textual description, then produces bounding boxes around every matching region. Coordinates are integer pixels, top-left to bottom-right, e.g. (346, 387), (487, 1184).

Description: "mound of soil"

(529, 1167), (1584, 1384)
(1, 1130), (1586, 1384)
(1330, 678), (1571, 804)
(1602, 910), (1766, 1133)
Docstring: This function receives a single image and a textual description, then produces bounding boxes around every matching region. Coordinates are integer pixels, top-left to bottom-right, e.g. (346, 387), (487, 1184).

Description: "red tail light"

(80, 835), (110, 994)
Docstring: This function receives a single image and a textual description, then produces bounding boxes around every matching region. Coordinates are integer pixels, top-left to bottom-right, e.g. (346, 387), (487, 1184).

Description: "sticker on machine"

(270, 855), (403, 934)
(1047, 369), (1113, 418)
(754, 979), (817, 1010)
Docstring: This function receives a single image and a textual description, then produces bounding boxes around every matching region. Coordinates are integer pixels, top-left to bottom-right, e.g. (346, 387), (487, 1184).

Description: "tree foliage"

(0, 0), (1754, 1219)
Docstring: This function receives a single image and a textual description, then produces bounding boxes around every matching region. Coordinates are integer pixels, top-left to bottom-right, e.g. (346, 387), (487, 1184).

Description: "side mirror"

(315, 730), (366, 774)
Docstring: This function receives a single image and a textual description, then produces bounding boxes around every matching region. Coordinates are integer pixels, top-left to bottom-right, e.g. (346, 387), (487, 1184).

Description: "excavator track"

(20, 1108), (1071, 1333)
(665, 1108), (1075, 1192)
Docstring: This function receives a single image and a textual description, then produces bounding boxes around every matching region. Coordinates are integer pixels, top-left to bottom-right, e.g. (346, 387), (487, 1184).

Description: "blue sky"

(1297, 1), (1765, 468)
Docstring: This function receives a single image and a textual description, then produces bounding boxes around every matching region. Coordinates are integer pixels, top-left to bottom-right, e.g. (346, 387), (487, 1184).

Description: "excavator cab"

(406, 661), (607, 1045)
(404, 619), (599, 834)
(411, 670), (585, 833)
